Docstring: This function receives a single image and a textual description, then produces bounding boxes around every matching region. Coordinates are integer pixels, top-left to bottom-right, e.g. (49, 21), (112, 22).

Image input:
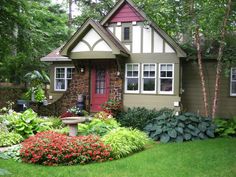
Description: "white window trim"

(158, 63), (174, 95)
(141, 63), (157, 94)
(230, 67), (236, 96)
(125, 63), (140, 94)
(54, 67), (75, 91)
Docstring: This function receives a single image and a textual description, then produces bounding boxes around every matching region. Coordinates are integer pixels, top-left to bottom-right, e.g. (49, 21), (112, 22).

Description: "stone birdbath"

(62, 116), (88, 136)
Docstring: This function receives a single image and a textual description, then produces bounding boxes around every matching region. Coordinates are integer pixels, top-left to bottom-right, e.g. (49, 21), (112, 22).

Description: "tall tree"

(212, 0), (232, 118)
(0, 0), (69, 83)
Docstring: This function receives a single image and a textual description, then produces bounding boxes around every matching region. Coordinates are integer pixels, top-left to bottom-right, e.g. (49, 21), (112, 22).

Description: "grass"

(0, 138), (236, 177)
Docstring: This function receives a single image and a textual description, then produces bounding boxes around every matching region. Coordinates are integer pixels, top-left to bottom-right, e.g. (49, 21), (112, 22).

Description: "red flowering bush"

(101, 99), (122, 116)
(20, 131), (112, 166)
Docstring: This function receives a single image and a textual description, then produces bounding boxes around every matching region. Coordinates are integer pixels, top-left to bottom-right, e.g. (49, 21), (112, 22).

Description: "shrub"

(0, 132), (23, 147)
(102, 128), (149, 159)
(53, 127), (69, 135)
(94, 111), (113, 120)
(20, 131), (112, 166)
(101, 99), (122, 116)
(78, 118), (120, 137)
(117, 107), (173, 130)
(214, 117), (236, 137)
(144, 112), (216, 143)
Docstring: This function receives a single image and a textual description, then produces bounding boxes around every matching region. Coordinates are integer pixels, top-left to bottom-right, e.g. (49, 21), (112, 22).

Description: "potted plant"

(60, 106), (88, 118)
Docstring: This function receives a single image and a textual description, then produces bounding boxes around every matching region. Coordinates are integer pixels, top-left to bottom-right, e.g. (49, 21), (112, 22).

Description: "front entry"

(91, 64), (110, 112)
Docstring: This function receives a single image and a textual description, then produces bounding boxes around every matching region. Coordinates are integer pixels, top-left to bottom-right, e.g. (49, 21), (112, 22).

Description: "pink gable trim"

(109, 2), (144, 23)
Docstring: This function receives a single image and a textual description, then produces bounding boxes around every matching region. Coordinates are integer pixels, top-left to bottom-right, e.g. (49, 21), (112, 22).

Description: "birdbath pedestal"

(61, 117), (87, 136)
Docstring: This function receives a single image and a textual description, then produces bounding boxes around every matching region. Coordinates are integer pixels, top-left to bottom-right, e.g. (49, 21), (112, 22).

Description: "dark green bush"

(214, 117), (236, 137)
(117, 107), (173, 130)
(144, 112), (216, 143)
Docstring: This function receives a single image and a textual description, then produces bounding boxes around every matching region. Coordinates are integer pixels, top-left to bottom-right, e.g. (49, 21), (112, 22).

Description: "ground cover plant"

(144, 112), (216, 143)
(102, 128), (149, 159)
(0, 138), (235, 177)
(78, 118), (120, 137)
(20, 131), (112, 166)
(117, 107), (173, 130)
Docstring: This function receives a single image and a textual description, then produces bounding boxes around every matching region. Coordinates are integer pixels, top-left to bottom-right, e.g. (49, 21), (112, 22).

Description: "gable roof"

(41, 46), (71, 62)
(60, 19), (129, 57)
(101, 0), (186, 57)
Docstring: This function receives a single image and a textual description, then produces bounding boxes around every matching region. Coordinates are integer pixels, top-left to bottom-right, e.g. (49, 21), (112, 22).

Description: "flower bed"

(20, 131), (112, 166)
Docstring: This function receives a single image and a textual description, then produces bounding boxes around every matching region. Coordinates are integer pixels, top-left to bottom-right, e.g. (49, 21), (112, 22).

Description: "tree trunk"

(211, 0), (232, 118)
(68, 0), (73, 35)
(195, 26), (209, 117)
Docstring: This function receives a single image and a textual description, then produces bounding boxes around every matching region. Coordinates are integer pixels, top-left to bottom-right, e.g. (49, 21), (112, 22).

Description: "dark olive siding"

(181, 60), (236, 118)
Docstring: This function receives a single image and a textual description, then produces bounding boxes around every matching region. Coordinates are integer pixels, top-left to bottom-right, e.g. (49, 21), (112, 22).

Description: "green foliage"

(214, 117), (236, 137)
(144, 113), (216, 143)
(0, 0), (69, 83)
(0, 168), (12, 176)
(78, 118), (120, 137)
(4, 109), (52, 138)
(94, 111), (113, 120)
(0, 132), (23, 147)
(102, 128), (149, 159)
(44, 117), (64, 129)
(0, 145), (22, 162)
(53, 126), (69, 135)
(101, 99), (122, 116)
(24, 87), (45, 102)
(117, 107), (173, 130)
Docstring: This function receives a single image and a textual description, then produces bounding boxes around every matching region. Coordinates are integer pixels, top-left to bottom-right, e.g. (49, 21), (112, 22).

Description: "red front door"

(91, 65), (110, 112)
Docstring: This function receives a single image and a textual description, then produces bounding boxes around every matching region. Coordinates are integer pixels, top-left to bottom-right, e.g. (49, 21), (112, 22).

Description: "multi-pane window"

(142, 64), (156, 93)
(125, 63), (139, 93)
(124, 27), (130, 41)
(55, 67), (75, 91)
(96, 69), (106, 94)
(231, 68), (236, 96)
(159, 64), (174, 94)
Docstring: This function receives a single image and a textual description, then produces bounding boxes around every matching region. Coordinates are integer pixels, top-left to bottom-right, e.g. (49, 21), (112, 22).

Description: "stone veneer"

(56, 60), (123, 114)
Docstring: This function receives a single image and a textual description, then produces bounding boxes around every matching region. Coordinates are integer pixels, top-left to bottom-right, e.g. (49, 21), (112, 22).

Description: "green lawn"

(0, 138), (236, 177)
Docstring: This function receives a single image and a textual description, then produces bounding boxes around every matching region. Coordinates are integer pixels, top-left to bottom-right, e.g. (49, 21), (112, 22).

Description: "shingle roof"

(40, 46), (71, 62)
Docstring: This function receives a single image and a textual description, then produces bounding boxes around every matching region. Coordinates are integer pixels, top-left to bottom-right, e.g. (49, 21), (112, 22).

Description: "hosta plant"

(144, 112), (216, 143)
(0, 144), (22, 162)
(20, 131), (112, 166)
(102, 128), (149, 159)
(78, 118), (120, 137)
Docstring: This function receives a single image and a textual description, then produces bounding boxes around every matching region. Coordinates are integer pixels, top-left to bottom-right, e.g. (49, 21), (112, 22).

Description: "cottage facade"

(41, 0), (236, 117)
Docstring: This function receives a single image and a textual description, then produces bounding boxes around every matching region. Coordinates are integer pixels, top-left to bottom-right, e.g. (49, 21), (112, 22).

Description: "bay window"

(125, 63), (140, 93)
(55, 67), (75, 91)
(159, 64), (174, 94)
(142, 63), (156, 93)
(231, 68), (236, 96)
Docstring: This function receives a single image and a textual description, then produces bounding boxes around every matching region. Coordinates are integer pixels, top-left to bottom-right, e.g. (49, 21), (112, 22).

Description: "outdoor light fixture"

(117, 71), (120, 76)
(80, 67), (84, 73)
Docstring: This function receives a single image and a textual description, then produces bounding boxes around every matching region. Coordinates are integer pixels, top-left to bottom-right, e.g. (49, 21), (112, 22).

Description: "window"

(142, 63), (156, 93)
(123, 27), (130, 41)
(125, 63), (140, 93)
(159, 64), (174, 94)
(96, 69), (106, 94)
(231, 68), (236, 96)
(55, 67), (75, 91)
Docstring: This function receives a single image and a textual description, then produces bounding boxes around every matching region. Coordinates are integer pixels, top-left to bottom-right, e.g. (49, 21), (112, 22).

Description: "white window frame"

(54, 67), (75, 91)
(230, 67), (236, 96)
(125, 63), (140, 93)
(141, 63), (157, 94)
(158, 63), (174, 94)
